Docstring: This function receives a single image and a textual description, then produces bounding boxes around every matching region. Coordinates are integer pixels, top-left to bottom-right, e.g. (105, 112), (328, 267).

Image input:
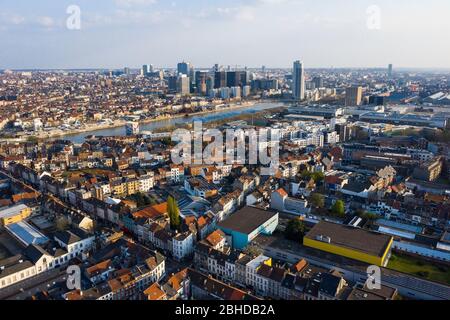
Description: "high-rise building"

(177, 75), (190, 95)
(312, 76), (323, 89)
(168, 76), (178, 92)
(214, 71), (227, 89)
(177, 62), (191, 76)
(226, 71), (238, 88)
(251, 79), (279, 91)
(292, 60), (305, 101)
(243, 85), (251, 98)
(220, 87), (231, 99)
(142, 65), (151, 76)
(345, 86), (363, 106)
(231, 87), (241, 99)
(226, 71), (249, 88)
(206, 76), (214, 94)
(388, 64), (393, 77)
(195, 71), (208, 95)
(369, 95), (388, 106)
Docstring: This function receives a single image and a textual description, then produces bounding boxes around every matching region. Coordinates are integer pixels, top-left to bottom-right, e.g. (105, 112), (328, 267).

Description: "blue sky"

(1, 0), (449, 69)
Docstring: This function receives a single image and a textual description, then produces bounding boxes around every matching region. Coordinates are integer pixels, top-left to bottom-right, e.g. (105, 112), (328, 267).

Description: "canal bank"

(57, 102), (287, 144)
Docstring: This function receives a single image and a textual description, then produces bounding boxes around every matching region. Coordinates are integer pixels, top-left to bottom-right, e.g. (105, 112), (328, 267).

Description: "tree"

(167, 196), (181, 231)
(243, 244), (263, 257)
(331, 200), (345, 217)
(356, 209), (378, 221)
(310, 193), (325, 209)
(132, 192), (153, 208)
(56, 216), (69, 231)
(311, 172), (325, 183)
(301, 170), (324, 183)
(285, 218), (306, 242)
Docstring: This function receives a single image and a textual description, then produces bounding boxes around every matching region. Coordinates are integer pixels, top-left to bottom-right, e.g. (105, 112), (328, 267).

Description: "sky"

(1, 0), (449, 69)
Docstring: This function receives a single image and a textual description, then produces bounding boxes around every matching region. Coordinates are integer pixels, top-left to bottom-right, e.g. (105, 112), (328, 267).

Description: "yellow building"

(125, 179), (140, 196)
(304, 221), (393, 267)
(111, 180), (127, 196)
(0, 204), (33, 226)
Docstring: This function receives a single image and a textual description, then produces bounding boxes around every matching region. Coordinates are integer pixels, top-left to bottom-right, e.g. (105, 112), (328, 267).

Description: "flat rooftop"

(217, 206), (278, 235)
(0, 204), (29, 219)
(5, 221), (49, 246)
(305, 221), (392, 258)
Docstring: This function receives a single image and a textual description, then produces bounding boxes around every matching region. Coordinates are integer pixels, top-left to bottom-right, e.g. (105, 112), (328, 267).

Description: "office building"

(243, 85), (251, 97)
(292, 60), (305, 101)
(231, 86), (241, 99)
(304, 221), (393, 266)
(313, 76), (324, 89)
(369, 95), (388, 106)
(251, 79), (279, 91)
(214, 71), (227, 89)
(217, 206), (279, 249)
(168, 76), (178, 92)
(177, 62), (191, 76)
(177, 74), (190, 95)
(195, 71), (208, 95)
(388, 64), (393, 77)
(220, 87), (230, 99)
(226, 71), (248, 88)
(345, 86), (363, 106)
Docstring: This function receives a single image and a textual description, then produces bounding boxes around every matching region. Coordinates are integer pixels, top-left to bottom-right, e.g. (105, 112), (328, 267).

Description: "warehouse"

(217, 206), (279, 249)
(0, 204), (32, 226)
(304, 221), (393, 266)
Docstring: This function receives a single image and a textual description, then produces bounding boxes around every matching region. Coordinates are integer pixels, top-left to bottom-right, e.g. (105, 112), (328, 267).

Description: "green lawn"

(387, 253), (450, 285)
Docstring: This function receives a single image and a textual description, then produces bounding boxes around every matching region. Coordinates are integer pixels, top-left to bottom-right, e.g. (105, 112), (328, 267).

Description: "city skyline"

(1, 0), (450, 70)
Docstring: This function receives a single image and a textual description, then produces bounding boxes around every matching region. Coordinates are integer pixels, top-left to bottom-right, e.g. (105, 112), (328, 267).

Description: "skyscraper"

(177, 62), (191, 76)
(177, 61), (195, 88)
(142, 65), (151, 76)
(345, 86), (363, 106)
(388, 64), (393, 77)
(195, 71), (208, 95)
(214, 71), (227, 89)
(168, 76), (178, 92)
(177, 74), (190, 95)
(292, 60), (305, 101)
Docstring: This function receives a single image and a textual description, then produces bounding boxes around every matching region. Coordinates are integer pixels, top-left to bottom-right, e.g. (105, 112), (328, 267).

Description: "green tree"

(167, 196), (181, 231)
(56, 216), (69, 231)
(300, 169), (312, 179)
(310, 193), (325, 209)
(311, 172), (325, 183)
(356, 209), (378, 221)
(243, 244), (263, 257)
(285, 219), (306, 242)
(331, 200), (345, 217)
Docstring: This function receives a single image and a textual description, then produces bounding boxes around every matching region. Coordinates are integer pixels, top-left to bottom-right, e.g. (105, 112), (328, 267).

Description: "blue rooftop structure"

(5, 221), (49, 246)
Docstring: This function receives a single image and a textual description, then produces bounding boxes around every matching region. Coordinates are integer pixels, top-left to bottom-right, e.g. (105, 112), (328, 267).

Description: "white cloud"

(36, 16), (55, 28)
(0, 13), (26, 27)
(115, 0), (157, 8)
